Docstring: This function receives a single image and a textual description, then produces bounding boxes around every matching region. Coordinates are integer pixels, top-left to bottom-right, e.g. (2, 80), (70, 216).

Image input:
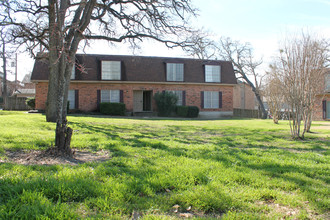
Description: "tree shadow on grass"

(61, 119), (329, 214)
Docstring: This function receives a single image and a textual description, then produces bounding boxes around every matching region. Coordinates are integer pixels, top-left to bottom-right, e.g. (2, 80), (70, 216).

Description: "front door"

(133, 90), (152, 112)
(133, 90), (143, 112)
(143, 91), (152, 111)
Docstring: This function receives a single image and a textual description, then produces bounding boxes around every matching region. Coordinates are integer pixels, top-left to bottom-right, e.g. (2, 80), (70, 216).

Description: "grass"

(0, 111), (329, 219)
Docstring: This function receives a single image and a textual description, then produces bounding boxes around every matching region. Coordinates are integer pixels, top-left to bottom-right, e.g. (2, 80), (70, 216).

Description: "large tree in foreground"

(217, 37), (267, 119)
(0, 0), (196, 155)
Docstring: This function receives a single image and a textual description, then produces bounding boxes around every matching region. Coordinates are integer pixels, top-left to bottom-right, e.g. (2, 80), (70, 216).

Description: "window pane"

(205, 65), (220, 82)
(101, 90), (110, 103)
(167, 63), (184, 81)
(326, 74), (330, 91)
(204, 91), (219, 108)
(102, 61), (121, 80)
(211, 92), (219, 108)
(110, 90), (120, 103)
(68, 90), (75, 109)
(71, 66), (75, 80)
(168, 90), (183, 106)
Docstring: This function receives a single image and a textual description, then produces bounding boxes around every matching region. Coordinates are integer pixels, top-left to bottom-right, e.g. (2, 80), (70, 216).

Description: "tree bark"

(55, 119), (73, 156)
(1, 38), (7, 110)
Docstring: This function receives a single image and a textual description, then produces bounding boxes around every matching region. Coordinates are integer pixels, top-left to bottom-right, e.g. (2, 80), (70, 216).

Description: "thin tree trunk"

(1, 39), (7, 110)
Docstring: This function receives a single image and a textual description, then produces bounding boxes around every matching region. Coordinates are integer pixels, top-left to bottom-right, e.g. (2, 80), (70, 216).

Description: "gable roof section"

(31, 54), (237, 84)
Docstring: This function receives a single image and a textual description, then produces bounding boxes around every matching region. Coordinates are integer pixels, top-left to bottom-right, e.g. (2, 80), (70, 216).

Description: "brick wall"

(233, 82), (257, 110)
(313, 94), (330, 121)
(35, 82), (234, 112)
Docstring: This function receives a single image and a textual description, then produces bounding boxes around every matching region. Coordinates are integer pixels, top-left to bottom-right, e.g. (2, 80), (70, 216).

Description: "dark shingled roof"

(31, 54), (237, 84)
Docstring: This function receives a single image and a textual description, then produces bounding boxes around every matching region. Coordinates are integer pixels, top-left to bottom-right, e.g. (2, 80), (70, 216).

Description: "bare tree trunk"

(55, 120), (73, 155)
(242, 74), (267, 119)
(1, 38), (7, 110)
(46, 62), (59, 122)
(53, 55), (73, 155)
(306, 113), (312, 132)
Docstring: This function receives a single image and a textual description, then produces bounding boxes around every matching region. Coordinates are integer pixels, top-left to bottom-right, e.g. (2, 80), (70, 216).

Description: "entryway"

(133, 90), (153, 113)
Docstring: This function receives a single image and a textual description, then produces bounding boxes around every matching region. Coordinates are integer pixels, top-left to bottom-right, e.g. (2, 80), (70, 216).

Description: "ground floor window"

(101, 90), (120, 103)
(167, 90), (184, 106)
(204, 91), (219, 109)
(327, 101), (330, 119)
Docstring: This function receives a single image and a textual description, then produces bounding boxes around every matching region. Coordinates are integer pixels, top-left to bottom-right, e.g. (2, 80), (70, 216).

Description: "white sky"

(8, 0), (330, 81)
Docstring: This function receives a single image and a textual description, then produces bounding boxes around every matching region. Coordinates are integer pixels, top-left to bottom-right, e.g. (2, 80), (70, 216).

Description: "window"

(205, 65), (221, 82)
(167, 63), (184, 81)
(101, 90), (120, 103)
(102, 61), (121, 80)
(204, 91), (219, 109)
(71, 65), (75, 80)
(68, 90), (75, 109)
(326, 73), (330, 91)
(327, 101), (330, 119)
(168, 90), (183, 106)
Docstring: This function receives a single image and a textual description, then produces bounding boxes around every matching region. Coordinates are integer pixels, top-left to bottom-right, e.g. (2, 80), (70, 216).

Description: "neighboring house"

(314, 70), (330, 121)
(14, 89), (35, 98)
(233, 80), (258, 110)
(31, 54), (237, 118)
(0, 75), (21, 97)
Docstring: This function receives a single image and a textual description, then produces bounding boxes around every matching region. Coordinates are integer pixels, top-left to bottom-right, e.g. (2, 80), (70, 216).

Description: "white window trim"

(101, 61), (121, 80)
(205, 65), (221, 83)
(166, 63), (184, 82)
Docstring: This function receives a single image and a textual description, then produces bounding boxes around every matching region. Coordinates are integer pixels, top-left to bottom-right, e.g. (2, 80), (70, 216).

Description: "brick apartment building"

(31, 54), (237, 118)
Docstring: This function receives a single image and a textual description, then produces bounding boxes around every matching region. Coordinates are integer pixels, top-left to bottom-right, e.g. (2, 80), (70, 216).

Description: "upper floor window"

(205, 65), (221, 82)
(167, 63), (184, 81)
(101, 90), (120, 103)
(102, 61), (121, 80)
(71, 65), (75, 80)
(326, 73), (330, 92)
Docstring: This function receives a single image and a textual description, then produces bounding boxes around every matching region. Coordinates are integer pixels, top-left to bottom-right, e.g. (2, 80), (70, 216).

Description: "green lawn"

(0, 111), (329, 219)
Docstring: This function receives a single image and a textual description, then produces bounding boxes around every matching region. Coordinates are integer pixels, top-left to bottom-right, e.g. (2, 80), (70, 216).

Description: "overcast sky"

(9, 0), (330, 81)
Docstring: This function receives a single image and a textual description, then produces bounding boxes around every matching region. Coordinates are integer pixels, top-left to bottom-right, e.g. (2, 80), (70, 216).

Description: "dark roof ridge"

(75, 53), (229, 63)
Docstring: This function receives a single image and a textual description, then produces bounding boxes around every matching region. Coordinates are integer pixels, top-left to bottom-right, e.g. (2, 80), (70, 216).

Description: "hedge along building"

(31, 54), (237, 118)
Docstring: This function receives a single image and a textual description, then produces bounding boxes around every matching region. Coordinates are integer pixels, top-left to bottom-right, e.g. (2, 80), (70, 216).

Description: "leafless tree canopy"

(0, 0), (197, 57)
(217, 37), (267, 119)
(275, 33), (329, 139)
(182, 30), (217, 60)
(264, 64), (284, 124)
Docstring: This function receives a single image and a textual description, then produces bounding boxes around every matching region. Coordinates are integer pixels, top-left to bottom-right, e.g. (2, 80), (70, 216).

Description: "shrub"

(154, 91), (178, 117)
(25, 97), (35, 109)
(100, 102), (126, 116)
(176, 106), (189, 117)
(187, 106), (199, 118)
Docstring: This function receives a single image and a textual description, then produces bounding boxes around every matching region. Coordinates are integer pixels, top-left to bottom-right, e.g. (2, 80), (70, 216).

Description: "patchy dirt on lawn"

(313, 121), (330, 130)
(0, 149), (111, 165)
